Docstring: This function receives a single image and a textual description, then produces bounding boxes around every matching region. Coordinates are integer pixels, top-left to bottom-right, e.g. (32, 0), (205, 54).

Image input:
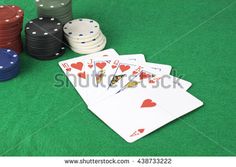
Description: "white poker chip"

(71, 37), (107, 54)
(66, 33), (105, 49)
(65, 31), (101, 43)
(63, 18), (100, 39)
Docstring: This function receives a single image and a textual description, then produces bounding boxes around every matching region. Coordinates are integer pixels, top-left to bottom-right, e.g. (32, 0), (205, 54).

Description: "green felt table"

(0, 0), (236, 156)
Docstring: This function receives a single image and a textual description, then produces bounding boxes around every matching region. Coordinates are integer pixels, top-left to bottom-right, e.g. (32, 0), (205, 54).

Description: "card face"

(108, 62), (141, 89)
(89, 88), (203, 143)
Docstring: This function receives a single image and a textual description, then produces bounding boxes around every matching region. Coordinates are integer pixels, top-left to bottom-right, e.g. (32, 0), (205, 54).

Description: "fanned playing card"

(89, 87), (203, 143)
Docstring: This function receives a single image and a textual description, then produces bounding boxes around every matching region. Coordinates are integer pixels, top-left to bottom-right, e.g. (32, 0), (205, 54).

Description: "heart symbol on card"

(78, 71), (86, 79)
(138, 129), (145, 133)
(130, 128), (145, 137)
(71, 62), (83, 71)
(88, 64), (93, 69)
(139, 72), (151, 80)
(112, 65), (117, 69)
(96, 62), (106, 69)
(120, 65), (130, 72)
(133, 71), (138, 75)
(66, 68), (71, 71)
(141, 99), (157, 108)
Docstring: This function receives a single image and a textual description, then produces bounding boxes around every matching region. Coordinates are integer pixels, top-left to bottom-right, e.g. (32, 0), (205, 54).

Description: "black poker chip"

(26, 38), (63, 49)
(29, 46), (66, 60)
(26, 44), (64, 56)
(25, 17), (65, 60)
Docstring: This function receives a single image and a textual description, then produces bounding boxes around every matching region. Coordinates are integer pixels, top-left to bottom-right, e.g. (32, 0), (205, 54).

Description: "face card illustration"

(94, 60), (109, 85)
(108, 63), (142, 88)
(93, 54), (146, 88)
(119, 65), (192, 94)
(118, 71), (152, 94)
(89, 87), (203, 143)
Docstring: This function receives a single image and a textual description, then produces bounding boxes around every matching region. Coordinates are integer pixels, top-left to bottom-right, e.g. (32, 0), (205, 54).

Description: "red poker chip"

(0, 31), (21, 40)
(0, 5), (24, 27)
(0, 21), (23, 30)
(0, 25), (23, 36)
(0, 34), (22, 40)
(0, 23), (22, 31)
(0, 30), (22, 38)
(0, 39), (22, 54)
(0, 5), (24, 54)
(0, 29), (22, 36)
(0, 39), (18, 47)
(13, 41), (23, 54)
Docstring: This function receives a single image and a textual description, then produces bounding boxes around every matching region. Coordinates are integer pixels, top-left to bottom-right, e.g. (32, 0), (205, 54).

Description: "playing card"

(89, 87), (203, 143)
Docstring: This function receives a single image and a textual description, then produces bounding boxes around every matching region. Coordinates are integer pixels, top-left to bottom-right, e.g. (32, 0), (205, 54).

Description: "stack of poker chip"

(0, 49), (20, 82)
(25, 17), (65, 60)
(35, 0), (72, 25)
(63, 18), (107, 54)
(0, 5), (24, 54)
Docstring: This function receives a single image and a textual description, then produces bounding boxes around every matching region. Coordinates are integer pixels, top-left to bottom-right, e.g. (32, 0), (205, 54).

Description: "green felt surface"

(0, 0), (236, 156)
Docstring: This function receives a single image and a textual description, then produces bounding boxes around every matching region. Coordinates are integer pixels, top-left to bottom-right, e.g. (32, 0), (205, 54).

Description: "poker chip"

(64, 18), (107, 54)
(70, 37), (107, 54)
(25, 17), (65, 60)
(0, 48), (20, 82)
(0, 5), (24, 54)
(35, 0), (72, 25)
